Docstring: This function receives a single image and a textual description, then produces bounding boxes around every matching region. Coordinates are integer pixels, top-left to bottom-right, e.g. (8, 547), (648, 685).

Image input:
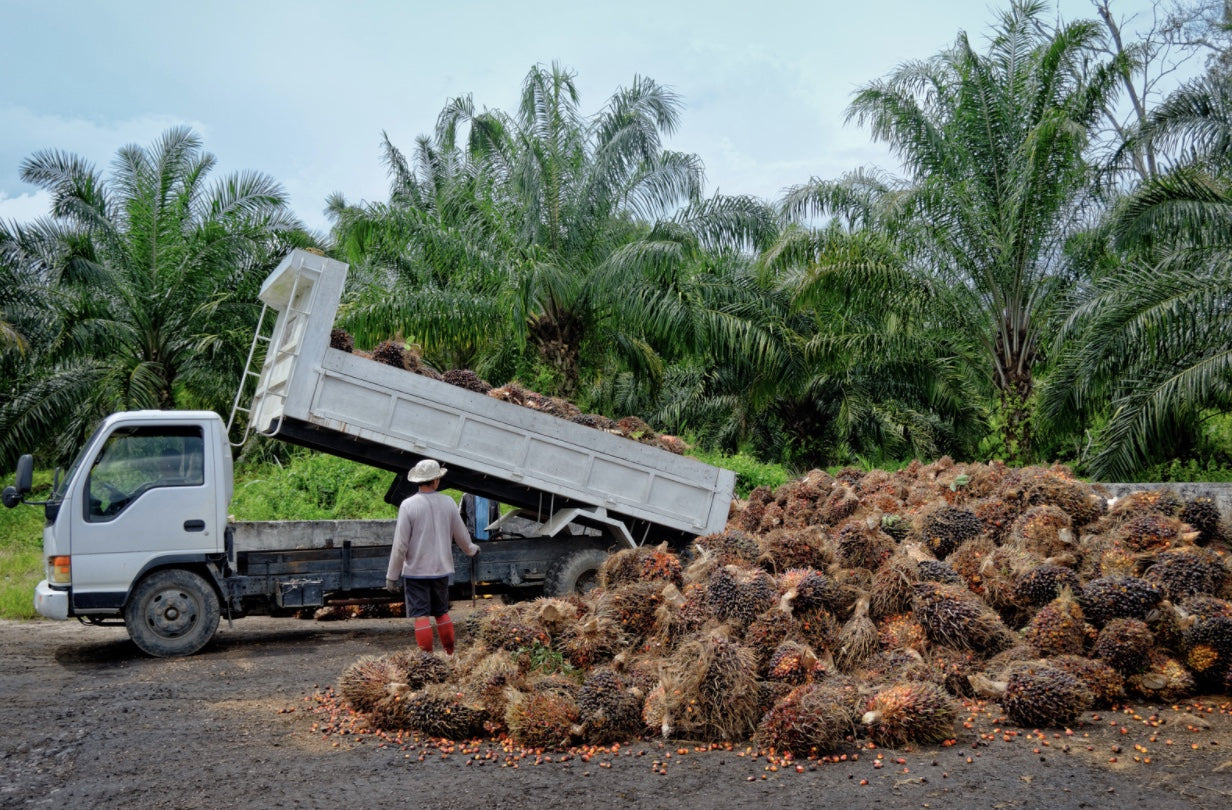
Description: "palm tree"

(332, 64), (776, 402)
(0, 127), (309, 469)
(1043, 71), (1232, 479)
(775, 0), (1121, 462)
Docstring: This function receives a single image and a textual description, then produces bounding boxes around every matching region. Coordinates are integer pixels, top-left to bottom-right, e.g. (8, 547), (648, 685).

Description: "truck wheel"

(124, 569), (221, 657)
(543, 548), (609, 597)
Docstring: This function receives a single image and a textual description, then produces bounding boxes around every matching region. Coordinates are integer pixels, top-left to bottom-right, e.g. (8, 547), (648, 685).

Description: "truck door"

(69, 424), (221, 611)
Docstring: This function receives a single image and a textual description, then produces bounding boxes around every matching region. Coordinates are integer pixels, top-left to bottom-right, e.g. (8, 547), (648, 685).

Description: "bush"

(688, 447), (789, 499)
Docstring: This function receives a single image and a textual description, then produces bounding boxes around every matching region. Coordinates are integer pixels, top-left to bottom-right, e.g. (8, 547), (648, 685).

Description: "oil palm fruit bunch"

(1049, 655), (1125, 708)
(861, 681), (958, 747)
(1181, 496), (1225, 545)
(1014, 564), (1082, 608)
(1144, 547), (1228, 601)
(339, 655), (402, 713)
(1023, 589), (1086, 657)
(1092, 618), (1154, 675)
(1079, 576), (1163, 626)
(910, 582), (1014, 653)
(755, 683), (853, 755)
(1000, 664), (1093, 728)
(914, 504), (984, 560)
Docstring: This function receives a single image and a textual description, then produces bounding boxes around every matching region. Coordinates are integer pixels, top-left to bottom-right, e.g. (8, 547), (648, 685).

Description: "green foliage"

(230, 450), (397, 521)
(688, 446), (788, 498)
(0, 469), (53, 619)
(516, 640), (580, 680)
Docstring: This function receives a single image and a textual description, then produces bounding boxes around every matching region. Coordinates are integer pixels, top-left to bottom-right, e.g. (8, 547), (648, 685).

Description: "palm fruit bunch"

(615, 415), (656, 442)
(857, 649), (935, 687)
(575, 668), (642, 745)
(384, 683), (489, 738)
(836, 519), (895, 571)
(755, 683), (852, 755)
(505, 688), (581, 749)
(946, 536), (996, 596)
(737, 487), (776, 532)
(834, 596), (878, 673)
(1181, 496), (1225, 545)
(913, 504), (984, 559)
(338, 655), (403, 713)
(648, 584), (706, 654)
(969, 497), (1020, 545)
(819, 485), (861, 526)
(329, 328), (354, 352)
(999, 664), (1093, 728)
(744, 608), (796, 673)
(870, 555), (920, 619)
(774, 478), (822, 529)
(386, 649), (452, 689)
(1180, 595), (1232, 620)
(1144, 547), (1228, 601)
(916, 559), (963, 586)
(704, 565), (778, 629)
(600, 546), (651, 588)
(441, 368), (492, 394)
(528, 597), (583, 638)
(877, 614), (928, 652)
(455, 649), (522, 724)
(550, 612), (625, 669)
(1079, 576), (1164, 626)
(1078, 536), (1138, 580)
(765, 640), (825, 685)
(597, 580), (665, 640)
(931, 647), (982, 698)
(1183, 615), (1232, 687)
(692, 530), (760, 568)
(655, 631), (760, 741)
(1114, 513), (1194, 553)
(1022, 470), (1105, 529)
(861, 681), (958, 748)
(370, 340), (407, 369)
(758, 528), (829, 572)
(1106, 488), (1185, 523)
(1049, 654), (1125, 708)
(1092, 618), (1154, 675)
(1013, 564), (1083, 608)
(570, 412), (619, 431)
(476, 605), (551, 651)
(1126, 651), (1196, 703)
(910, 582), (1014, 653)
(1023, 589), (1086, 657)
(1008, 505), (1074, 558)
(779, 568), (851, 616)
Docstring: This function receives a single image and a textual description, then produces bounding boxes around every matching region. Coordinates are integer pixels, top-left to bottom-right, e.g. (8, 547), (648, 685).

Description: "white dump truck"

(3, 249), (736, 657)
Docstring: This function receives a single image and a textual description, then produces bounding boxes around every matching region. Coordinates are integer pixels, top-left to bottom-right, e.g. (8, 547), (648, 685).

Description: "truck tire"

(543, 548), (609, 597)
(124, 569), (221, 657)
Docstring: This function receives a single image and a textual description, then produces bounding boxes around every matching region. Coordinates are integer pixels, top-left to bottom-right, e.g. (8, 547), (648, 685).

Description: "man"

(459, 492), (502, 542)
(385, 459), (478, 655)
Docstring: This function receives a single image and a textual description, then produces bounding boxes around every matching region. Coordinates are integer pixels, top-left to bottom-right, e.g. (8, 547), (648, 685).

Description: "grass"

(0, 470), (53, 619)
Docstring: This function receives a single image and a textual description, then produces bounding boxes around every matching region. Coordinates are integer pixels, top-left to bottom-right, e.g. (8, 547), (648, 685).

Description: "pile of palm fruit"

(329, 330), (686, 454)
(337, 459), (1232, 755)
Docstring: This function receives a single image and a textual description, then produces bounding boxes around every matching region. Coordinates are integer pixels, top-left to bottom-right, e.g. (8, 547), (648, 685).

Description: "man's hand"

(470, 546), (480, 558)
(385, 578), (401, 594)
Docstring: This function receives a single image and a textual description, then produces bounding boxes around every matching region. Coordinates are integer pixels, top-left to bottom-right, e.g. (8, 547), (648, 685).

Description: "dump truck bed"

(244, 250), (735, 546)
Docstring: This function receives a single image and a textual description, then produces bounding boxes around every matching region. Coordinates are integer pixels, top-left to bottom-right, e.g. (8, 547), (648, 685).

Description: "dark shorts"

(403, 576), (450, 619)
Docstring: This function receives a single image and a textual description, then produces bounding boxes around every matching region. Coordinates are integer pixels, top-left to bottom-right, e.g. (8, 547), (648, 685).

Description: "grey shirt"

(386, 491), (478, 580)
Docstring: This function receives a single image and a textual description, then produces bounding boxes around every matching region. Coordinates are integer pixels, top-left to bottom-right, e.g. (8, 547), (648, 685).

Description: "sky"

(0, 0), (1191, 235)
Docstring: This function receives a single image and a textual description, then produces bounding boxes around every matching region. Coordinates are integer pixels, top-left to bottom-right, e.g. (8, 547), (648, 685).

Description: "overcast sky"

(0, 0), (1188, 235)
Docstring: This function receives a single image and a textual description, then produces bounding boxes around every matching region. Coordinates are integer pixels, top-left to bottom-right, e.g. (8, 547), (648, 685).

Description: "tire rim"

(144, 588), (199, 638)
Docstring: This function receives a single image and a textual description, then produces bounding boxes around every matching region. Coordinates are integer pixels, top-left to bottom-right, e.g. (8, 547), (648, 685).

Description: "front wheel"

(124, 569), (220, 657)
(543, 548), (610, 597)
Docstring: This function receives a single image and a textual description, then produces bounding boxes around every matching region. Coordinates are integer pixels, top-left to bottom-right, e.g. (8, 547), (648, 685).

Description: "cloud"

(0, 191), (51, 224)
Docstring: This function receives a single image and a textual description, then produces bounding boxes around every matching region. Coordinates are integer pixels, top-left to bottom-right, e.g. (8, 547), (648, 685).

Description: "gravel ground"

(2, 611), (1231, 809)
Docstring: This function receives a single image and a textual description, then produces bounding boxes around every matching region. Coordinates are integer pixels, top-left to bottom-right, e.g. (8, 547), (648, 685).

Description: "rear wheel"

(543, 548), (610, 597)
(124, 569), (220, 657)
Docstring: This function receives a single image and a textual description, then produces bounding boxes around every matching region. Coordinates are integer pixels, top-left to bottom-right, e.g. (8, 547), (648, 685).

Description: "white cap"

(407, 458), (447, 483)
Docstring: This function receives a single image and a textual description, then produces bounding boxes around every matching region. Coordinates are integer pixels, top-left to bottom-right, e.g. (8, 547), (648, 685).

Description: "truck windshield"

(53, 422), (107, 502)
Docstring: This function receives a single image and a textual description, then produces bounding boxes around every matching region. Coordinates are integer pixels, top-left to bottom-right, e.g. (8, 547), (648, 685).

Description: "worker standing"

(386, 459), (478, 655)
(460, 492), (502, 542)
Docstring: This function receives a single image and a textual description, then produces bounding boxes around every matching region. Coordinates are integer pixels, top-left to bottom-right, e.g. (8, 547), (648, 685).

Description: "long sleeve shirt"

(386, 491), (478, 580)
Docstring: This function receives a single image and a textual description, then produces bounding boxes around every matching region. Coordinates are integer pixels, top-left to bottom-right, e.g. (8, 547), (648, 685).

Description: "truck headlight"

(49, 556), (71, 584)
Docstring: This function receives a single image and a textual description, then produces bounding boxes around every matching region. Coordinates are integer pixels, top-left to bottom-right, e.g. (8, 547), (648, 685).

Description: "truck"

(2, 249), (736, 657)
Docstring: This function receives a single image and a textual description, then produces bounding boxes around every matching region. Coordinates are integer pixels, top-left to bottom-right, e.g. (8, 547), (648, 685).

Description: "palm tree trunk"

(528, 312), (582, 398)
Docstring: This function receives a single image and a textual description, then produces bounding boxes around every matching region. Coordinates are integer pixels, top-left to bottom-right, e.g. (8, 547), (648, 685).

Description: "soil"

(2, 610), (1231, 810)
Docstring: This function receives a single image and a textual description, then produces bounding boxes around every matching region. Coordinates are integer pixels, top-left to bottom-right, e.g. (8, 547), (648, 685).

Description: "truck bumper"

(34, 580), (69, 620)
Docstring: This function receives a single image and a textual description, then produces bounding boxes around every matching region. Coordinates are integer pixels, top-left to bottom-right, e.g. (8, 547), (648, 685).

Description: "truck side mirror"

(3, 454), (33, 508)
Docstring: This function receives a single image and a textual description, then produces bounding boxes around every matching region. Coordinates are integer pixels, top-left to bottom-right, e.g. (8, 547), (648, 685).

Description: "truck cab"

(23, 410), (232, 655)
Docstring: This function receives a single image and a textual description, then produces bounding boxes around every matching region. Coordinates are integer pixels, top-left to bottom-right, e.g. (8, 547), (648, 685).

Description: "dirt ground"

(2, 609), (1231, 810)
